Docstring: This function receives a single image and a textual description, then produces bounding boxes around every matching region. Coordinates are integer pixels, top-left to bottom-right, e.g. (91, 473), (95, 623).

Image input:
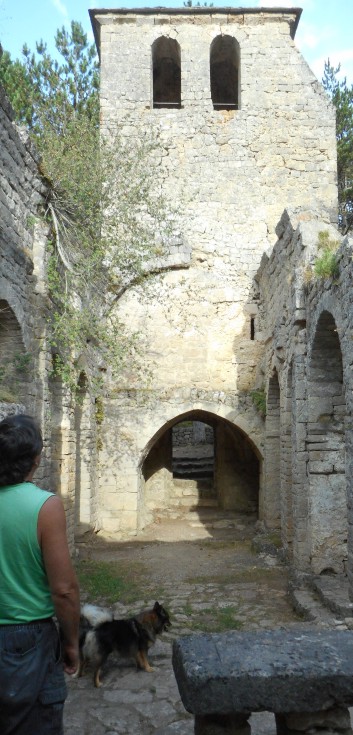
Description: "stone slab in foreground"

(173, 630), (353, 734)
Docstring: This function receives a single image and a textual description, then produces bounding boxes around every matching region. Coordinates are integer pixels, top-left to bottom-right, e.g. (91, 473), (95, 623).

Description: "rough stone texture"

(2, 5), (353, 594)
(0, 83), (79, 543)
(255, 207), (353, 591)
(172, 630), (353, 715)
(0, 84), (50, 463)
(89, 7), (339, 539)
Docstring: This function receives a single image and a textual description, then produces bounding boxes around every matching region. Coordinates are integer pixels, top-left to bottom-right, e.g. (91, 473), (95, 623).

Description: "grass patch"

(313, 230), (340, 280)
(76, 559), (144, 605)
(266, 532), (282, 548)
(0, 387), (18, 402)
(184, 605), (243, 633)
(197, 539), (253, 552)
(250, 388), (266, 417)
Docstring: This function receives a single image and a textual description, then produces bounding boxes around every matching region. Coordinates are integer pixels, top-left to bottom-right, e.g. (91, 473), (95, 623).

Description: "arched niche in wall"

(152, 36), (181, 109)
(263, 369), (281, 530)
(0, 299), (30, 405)
(210, 35), (240, 111)
(307, 310), (347, 575)
(140, 409), (259, 528)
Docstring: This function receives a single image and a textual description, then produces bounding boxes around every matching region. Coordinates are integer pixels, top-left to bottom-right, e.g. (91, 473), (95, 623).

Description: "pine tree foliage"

(0, 22), (176, 395)
(322, 60), (353, 234)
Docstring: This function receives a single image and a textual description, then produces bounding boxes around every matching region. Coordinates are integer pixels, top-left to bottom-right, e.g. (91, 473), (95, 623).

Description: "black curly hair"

(0, 414), (43, 487)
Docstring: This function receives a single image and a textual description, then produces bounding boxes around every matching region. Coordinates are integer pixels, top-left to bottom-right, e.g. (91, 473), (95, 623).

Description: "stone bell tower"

(87, 7), (338, 537)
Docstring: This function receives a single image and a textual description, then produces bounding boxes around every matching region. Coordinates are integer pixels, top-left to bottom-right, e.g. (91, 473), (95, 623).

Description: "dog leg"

(136, 650), (154, 672)
(72, 658), (84, 679)
(94, 667), (103, 688)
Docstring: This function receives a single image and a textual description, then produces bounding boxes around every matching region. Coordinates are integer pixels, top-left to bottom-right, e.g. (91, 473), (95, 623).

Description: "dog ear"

(153, 601), (160, 611)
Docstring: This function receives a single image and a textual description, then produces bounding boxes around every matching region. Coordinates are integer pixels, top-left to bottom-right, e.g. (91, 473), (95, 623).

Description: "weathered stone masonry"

(0, 81), (82, 544)
(2, 6), (353, 599)
(0, 84), (50, 436)
(256, 207), (353, 591)
(89, 7), (340, 539)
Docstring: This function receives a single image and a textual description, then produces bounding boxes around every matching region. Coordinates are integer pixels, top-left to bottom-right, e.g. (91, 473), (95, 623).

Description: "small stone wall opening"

(0, 299), (31, 405)
(308, 311), (347, 575)
(152, 36), (181, 109)
(141, 410), (259, 525)
(210, 35), (240, 111)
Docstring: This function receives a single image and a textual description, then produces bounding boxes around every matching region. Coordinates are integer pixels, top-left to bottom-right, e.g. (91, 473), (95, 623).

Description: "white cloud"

(51, 0), (68, 17)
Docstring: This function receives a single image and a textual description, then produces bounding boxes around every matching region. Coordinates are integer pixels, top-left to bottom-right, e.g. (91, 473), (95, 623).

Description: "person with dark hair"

(0, 414), (80, 735)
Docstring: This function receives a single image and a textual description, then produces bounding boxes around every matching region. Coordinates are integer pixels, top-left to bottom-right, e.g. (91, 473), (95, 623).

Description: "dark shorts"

(0, 618), (67, 735)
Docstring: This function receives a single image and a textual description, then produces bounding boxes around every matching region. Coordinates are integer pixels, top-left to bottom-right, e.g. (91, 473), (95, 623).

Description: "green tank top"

(0, 482), (55, 623)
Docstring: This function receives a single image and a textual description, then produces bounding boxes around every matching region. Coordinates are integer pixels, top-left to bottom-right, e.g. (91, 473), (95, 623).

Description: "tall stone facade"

(2, 7), (353, 596)
(88, 7), (340, 540)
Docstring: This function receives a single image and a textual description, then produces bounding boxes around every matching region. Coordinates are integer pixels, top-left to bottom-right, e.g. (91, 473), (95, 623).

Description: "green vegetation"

(184, 604), (243, 633)
(322, 61), (353, 234)
(250, 388), (266, 417)
(76, 559), (144, 605)
(1, 22), (177, 398)
(313, 230), (340, 280)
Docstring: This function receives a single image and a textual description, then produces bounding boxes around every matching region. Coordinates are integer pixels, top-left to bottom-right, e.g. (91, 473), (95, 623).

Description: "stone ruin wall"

(0, 84), (50, 463)
(90, 8), (339, 536)
(255, 207), (353, 587)
(0, 83), (82, 545)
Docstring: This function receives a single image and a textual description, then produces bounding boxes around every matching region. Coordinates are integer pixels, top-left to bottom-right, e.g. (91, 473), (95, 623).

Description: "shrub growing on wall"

(1, 22), (178, 397)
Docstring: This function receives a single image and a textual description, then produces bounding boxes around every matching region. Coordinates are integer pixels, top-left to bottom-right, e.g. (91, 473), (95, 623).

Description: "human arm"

(38, 495), (80, 674)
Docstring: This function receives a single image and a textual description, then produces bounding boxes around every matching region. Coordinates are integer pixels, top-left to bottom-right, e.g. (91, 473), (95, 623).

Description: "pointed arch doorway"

(140, 409), (260, 526)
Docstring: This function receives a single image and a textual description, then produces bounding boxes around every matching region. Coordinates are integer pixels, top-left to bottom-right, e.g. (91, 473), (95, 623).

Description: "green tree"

(0, 21), (99, 136)
(0, 23), (176, 395)
(322, 60), (353, 233)
(183, 1), (214, 6)
(0, 50), (34, 125)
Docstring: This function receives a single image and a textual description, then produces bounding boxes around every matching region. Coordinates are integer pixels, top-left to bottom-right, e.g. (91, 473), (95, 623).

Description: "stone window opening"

(250, 317), (255, 341)
(210, 35), (240, 111)
(152, 37), (181, 109)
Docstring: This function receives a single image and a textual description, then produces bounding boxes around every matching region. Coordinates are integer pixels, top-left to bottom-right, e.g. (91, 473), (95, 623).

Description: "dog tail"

(81, 603), (114, 628)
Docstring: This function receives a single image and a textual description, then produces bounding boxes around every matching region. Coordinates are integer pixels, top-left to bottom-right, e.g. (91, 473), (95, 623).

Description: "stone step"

(172, 457), (214, 477)
(289, 586), (337, 627)
(289, 574), (353, 629)
(310, 575), (353, 618)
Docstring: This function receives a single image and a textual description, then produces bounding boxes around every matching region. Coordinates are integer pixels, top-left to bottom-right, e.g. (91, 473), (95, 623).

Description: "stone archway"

(0, 299), (31, 405)
(307, 311), (347, 574)
(140, 409), (259, 526)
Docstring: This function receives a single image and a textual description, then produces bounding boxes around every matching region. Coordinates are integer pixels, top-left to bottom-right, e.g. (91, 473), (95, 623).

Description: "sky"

(0, 0), (352, 85)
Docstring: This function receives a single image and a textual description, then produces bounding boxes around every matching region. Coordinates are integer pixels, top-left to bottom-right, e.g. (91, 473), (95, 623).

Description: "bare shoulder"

(38, 493), (67, 543)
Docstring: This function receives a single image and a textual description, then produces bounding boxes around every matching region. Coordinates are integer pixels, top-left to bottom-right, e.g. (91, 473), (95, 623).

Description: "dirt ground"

(75, 509), (298, 630)
(76, 511), (272, 585)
